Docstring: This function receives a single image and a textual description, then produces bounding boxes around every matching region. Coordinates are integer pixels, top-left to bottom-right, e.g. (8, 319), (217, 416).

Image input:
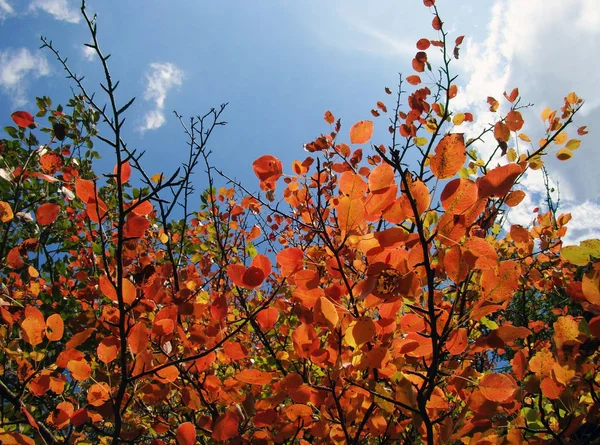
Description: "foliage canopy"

(1, 1), (599, 444)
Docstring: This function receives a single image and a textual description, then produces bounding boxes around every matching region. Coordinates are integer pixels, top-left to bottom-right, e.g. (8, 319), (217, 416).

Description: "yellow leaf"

(541, 107), (552, 121)
(345, 317), (376, 348)
(507, 148), (517, 162)
(565, 139), (581, 150)
(556, 148), (572, 161)
(452, 113), (465, 125)
(554, 132), (568, 145)
(151, 173), (164, 183)
(518, 133), (531, 142)
(566, 92), (579, 104)
(414, 137), (427, 147)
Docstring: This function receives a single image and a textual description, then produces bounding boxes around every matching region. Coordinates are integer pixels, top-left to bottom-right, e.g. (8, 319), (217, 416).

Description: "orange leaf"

(87, 382), (110, 406)
(477, 163), (522, 199)
(504, 190), (526, 207)
(224, 341), (248, 360)
(494, 121), (510, 142)
(176, 422), (197, 445)
(339, 171), (367, 199)
(446, 328), (468, 355)
(368, 163), (395, 193)
(227, 264), (247, 288)
(416, 38), (430, 50)
(285, 404), (313, 422)
(235, 369), (274, 385)
(345, 317), (376, 348)
(276, 247), (304, 277)
(66, 328), (95, 350)
(113, 160), (132, 184)
(440, 178), (478, 214)
(97, 336), (119, 364)
(67, 359), (91, 381)
(128, 322), (149, 354)
(45, 314), (64, 341)
(252, 155), (283, 191)
(0, 201), (14, 223)
(11, 111), (35, 128)
(156, 365), (179, 383)
(479, 373), (516, 403)
(36, 203), (60, 226)
(256, 307), (279, 331)
(6, 247), (24, 269)
(75, 178), (96, 203)
(131, 199), (154, 216)
(582, 270), (600, 305)
(212, 411), (240, 441)
(505, 110), (524, 132)
(252, 254), (272, 278)
(540, 377), (563, 400)
(86, 197), (108, 223)
(350, 120), (374, 145)
(406, 75), (421, 86)
(21, 315), (46, 346)
(324, 110), (335, 124)
(314, 296), (339, 329)
(39, 152), (63, 174)
(432, 16), (442, 30)
(429, 134), (466, 179)
(337, 196), (366, 235)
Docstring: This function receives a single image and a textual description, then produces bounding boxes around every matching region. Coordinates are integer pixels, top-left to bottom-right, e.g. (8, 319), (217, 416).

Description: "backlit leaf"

(11, 111), (35, 128)
(479, 373), (516, 403)
(176, 422), (197, 445)
(440, 178), (478, 214)
(350, 120), (374, 144)
(212, 411), (240, 441)
(36, 203), (60, 226)
(235, 369), (274, 385)
(477, 163), (522, 199)
(45, 314), (64, 341)
(430, 133), (466, 179)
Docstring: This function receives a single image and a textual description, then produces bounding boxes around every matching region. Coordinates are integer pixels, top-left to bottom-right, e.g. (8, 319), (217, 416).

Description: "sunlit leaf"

(429, 134), (466, 179)
(350, 120), (374, 144)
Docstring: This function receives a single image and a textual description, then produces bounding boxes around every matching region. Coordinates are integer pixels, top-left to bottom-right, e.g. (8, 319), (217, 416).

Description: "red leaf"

(113, 161), (132, 184)
(11, 111), (35, 128)
(423, 0), (435, 6)
(416, 38), (430, 50)
(504, 87), (519, 103)
(212, 411), (240, 441)
(505, 110), (524, 132)
(124, 215), (150, 238)
(242, 266), (265, 288)
(252, 155), (283, 191)
(227, 264), (247, 288)
(36, 203), (60, 226)
(131, 199), (154, 216)
(432, 16), (442, 30)
(176, 422), (196, 445)
(350, 120), (374, 145)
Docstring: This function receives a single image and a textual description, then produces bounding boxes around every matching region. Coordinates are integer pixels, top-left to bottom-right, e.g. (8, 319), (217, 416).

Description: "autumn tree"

(1, 1), (599, 444)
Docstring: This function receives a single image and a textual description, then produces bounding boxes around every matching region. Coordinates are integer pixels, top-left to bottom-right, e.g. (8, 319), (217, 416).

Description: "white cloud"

(138, 62), (183, 133)
(29, 0), (80, 23)
(451, 0), (600, 243)
(0, 0), (14, 20)
(81, 45), (96, 61)
(0, 48), (50, 107)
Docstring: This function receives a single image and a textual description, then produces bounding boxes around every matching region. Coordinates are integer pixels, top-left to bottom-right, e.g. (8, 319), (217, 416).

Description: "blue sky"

(1, 0), (599, 243)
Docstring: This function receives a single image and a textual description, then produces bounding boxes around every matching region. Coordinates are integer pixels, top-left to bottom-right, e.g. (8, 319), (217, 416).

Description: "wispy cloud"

(81, 45), (96, 61)
(0, 0), (14, 20)
(138, 62), (183, 133)
(451, 0), (600, 243)
(0, 48), (50, 107)
(29, 0), (80, 23)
